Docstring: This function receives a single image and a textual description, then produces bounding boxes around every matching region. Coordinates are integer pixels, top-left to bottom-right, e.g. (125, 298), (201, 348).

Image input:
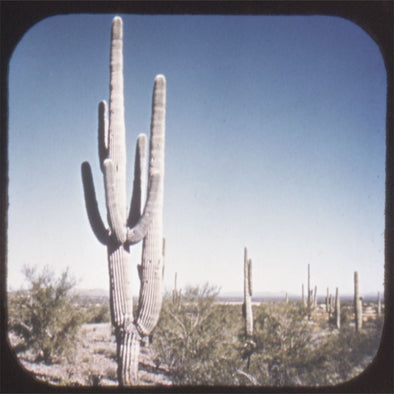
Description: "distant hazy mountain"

(73, 288), (108, 298)
(218, 290), (382, 302)
(72, 288), (381, 303)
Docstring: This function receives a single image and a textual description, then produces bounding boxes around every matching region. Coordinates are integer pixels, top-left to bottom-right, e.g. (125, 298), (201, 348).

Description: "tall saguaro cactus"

(242, 247), (255, 370)
(81, 17), (166, 385)
(243, 247), (253, 338)
(354, 271), (362, 332)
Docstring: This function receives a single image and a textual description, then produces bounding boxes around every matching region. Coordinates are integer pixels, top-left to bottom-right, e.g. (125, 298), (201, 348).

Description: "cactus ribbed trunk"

(116, 329), (140, 385)
(108, 245), (133, 329)
(377, 292), (382, 317)
(243, 247), (253, 338)
(81, 17), (166, 386)
(335, 287), (340, 329)
(354, 271), (362, 332)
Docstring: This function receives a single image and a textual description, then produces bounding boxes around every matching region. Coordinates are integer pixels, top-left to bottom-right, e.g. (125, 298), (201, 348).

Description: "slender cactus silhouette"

(335, 287), (341, 329)
(243, 247), (253, 338)
(354, 271), (362, 332)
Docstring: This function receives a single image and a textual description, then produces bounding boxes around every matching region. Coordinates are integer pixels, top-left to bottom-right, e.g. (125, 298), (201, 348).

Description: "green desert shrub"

(8, 265), (84, 364)
(315, 319), (383, 384)
(153, 283), (243, 385)
(249, 302), (317, 385)
(83, 304), (110, 324)
(249, 302), (382, 386)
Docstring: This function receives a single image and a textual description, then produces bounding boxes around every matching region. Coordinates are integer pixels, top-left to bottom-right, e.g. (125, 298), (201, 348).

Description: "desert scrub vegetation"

(7, 273), (382, 386)
(152, 287), (383, 386)
(153, 284), (245, 385)
(249, 301), (316, 385)
(238, 301), (382, 386)
(79, 302), (110, 324)
(8, 266), (84, 364)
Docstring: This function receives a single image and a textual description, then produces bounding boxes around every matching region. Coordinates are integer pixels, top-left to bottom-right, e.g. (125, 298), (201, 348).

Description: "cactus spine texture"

(354, 271), (362, 332)
(243, 247), (253, 338)
(81, 17), (166, 386)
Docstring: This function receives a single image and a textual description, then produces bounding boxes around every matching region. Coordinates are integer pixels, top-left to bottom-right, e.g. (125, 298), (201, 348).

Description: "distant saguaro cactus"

(173, 272), (179, 305)
(354, 271), (362, 332)
(307, 264), (311, 319)
(313, 285), (317, 308)
(243, 247), (253, 338)
(242, 247), (256, 370)
(377, 291), (382, 318)
(81, 17), (166, 385)
(335, 287), (340, 329)
(326, 287), (329, 313)
(327, 294), (332, 316)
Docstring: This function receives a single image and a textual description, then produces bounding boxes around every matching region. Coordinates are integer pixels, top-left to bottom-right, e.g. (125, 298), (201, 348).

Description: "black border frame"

(1, 1), (393, 393)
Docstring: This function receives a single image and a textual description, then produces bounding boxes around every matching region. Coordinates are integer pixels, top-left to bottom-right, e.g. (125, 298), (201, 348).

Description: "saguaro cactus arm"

(81, 161), (110, 245)
(104, 75), (166, 246)
(126, 74), (166, 246)
(148, 74), (166, 178)
(98, 100), (109, 171)
(103, 155), (160, 246)
(127, 134), (147, 228)
(126, 173), (160, 245)
(135, 75), (166, 336)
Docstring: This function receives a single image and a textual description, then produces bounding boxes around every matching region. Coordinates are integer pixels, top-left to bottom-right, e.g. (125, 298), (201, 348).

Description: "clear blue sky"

(8, 14), (386, 297)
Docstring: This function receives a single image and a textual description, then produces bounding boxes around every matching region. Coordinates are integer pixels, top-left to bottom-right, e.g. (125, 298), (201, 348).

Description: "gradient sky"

(7, 14), (386, 297)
